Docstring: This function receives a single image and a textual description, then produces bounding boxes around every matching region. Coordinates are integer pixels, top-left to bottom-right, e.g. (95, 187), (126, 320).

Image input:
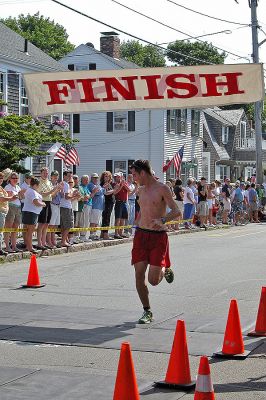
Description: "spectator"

(22, 177), (46, 254)
(183, 178), (196, 229)
(113, 172), (130, 239)
(78, 175), (92, 242)
(88, 173), (105, 240)
(47, 171), (62, 248)
(69, 175), (80, 244)
(100, 171), (115, 240)
(0, 172), (16, 256)
(197, 177), (209, 228)
(231, 181), (245, 225)
(207, 182), (216, 226)
(173, 178), (184, 213)
(60, 171), (79, 247)
(4, 172), (23, 253)
(249, 182), (259, 222)
(126, 174), (137, 235)
(37, 167), (58, 250)
(221, 177), (231, 224)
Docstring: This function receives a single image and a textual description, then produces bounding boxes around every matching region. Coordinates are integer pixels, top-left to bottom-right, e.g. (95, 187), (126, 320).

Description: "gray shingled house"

(202, 107), (266, 182)
(0, 22), (69, 177)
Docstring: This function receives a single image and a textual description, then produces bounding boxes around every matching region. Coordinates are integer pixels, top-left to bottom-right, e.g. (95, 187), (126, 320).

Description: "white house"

(60, 32), (204, 181)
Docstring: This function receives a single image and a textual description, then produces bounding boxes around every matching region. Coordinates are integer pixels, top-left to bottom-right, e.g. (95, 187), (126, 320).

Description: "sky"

(0, 0), (266, 67)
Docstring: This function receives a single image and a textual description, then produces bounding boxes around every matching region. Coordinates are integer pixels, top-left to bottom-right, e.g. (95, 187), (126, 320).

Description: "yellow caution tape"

(0, 219), (192, 233)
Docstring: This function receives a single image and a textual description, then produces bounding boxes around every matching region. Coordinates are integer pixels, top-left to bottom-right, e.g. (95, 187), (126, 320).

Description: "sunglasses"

(0, 177), (3, 179)
(69, 181), (74, 183)
(11, 177), (18, 179)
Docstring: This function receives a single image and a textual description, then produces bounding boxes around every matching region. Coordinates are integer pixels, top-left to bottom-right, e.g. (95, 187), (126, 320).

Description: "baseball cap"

(91, 173), (99, 178)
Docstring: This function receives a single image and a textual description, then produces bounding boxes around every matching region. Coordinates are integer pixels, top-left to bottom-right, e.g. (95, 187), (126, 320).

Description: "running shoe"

(138, 310), (153, 324)
(164, 268), (174, 284)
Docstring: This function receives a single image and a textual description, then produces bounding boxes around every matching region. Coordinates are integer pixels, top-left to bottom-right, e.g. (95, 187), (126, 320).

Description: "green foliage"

(120, 40), (166, 67)
(0, 114), (74, 172)
(1, 12), (75, 60)
(167, 40), (226, 66)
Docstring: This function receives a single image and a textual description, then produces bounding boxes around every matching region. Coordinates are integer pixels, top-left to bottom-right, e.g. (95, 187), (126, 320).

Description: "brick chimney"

(100, 31), (120, 59)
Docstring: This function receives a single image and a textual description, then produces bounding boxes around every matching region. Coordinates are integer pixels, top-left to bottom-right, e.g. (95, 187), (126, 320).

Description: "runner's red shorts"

(131, 227), (171, 268)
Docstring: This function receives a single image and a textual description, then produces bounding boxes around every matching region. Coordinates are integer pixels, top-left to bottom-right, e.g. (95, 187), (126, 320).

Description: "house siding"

(164, 109), (203, 179)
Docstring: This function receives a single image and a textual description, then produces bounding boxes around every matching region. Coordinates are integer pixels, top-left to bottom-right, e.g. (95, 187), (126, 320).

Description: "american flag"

(163, 145), (184, 176)
(55, 144), (80, 166)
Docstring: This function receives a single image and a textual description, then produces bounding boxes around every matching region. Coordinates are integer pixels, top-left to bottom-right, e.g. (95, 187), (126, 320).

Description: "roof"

(204, 108), (244, 126)
(61, 44), (140, 70)
(0, 22), (67, 72)
(203, 113), (230, 160)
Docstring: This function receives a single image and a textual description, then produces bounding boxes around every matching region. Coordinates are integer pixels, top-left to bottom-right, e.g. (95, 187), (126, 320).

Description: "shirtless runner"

(130, 159), (181, 324)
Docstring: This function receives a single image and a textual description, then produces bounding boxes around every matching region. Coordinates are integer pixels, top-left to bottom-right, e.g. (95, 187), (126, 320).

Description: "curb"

(0, 224), (231, 264)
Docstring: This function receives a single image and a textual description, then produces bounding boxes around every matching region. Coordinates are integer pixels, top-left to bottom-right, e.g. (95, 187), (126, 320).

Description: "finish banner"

(23, 63), (264, 116)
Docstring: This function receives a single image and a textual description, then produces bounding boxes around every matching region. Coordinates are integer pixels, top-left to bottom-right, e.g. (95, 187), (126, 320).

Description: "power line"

(166, 0), (249, 27)
(50, 0), (215, 65)
(111, 0), (250, 61)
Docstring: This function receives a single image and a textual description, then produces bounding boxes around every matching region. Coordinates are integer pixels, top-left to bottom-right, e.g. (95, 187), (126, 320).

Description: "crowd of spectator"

(0, 166), (265, 256)
(0, 167), (138, 256)
(167, 175), (266, 230)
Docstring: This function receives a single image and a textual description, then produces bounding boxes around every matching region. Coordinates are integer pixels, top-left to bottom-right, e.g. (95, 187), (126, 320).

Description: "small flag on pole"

(163, 145), (184, 176)
(54, 144), (80, 166)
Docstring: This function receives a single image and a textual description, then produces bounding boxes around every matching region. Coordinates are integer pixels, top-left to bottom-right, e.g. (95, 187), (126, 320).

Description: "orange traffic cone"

(155, 320), (196, 390)
(21, 255), (45, 288)
(248, 287), (266, 337)
(194, 356), (215, 400)
(113, 342), (140, 400)
(213, 299), (249, 359)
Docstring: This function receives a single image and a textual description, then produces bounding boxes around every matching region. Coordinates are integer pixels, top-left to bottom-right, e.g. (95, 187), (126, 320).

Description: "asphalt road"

(0, 223), (265, 399)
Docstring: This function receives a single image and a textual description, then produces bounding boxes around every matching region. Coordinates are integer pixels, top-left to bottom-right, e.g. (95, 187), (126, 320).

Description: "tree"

(120, 40), (166, 67)
(1, 12), (74, 60)
(167, 40), (226, 66)
(0, 114), (74, 172)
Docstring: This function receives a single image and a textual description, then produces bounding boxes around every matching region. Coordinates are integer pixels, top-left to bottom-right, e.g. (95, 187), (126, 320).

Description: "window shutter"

(128, 160), (135, 175)
(107, 112), (113, 132)
(89, 63), (96, 70)
(73, 114), (80, 134)
(68, 64), (75, 71)
(166, 110), (170, 132)
(128, 111), (135, 131)
(106, 160), (113, 173)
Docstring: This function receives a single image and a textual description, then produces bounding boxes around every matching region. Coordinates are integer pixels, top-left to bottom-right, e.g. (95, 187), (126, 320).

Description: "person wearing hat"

(88, 173), (105, 240)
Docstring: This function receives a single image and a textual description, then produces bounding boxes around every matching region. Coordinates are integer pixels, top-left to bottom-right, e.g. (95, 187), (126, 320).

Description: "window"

(89, 63), (96, 70)
(107, 111), (135, 132)
(240, 121), (246, 140)
(191, 109), (200, 136)
(166, 109), (187, 134)
(218, 165), (227, 181)
(222, 126), (229, 144)
(20, 77), (28, 115)
(114, 160), (127, 178)
(76, 65), (88, 71)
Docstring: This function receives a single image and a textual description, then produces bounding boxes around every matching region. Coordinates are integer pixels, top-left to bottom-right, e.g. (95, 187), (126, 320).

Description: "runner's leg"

(134, 261), (149, 309)
(148, 265), (165, 286)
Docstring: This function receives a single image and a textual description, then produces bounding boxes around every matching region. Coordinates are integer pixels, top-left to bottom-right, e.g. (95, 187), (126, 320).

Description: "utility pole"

(250, 0), (263, 183)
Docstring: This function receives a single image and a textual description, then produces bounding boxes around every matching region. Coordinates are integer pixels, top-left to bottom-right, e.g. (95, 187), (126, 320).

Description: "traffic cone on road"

(21, 255), (45, 288)
(194, 356), (215, 400)
(155, 320), (196, 390)
(213, 299), (249, 359)
(113, 342), (140, 400)
(248, 287), (266, 337)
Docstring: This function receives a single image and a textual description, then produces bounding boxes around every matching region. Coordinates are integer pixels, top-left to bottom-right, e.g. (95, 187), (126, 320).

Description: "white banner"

(23, 64), (264, 116)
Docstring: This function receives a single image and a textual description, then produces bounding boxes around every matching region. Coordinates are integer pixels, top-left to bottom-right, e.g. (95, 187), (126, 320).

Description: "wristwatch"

(161, 217), (166, 224)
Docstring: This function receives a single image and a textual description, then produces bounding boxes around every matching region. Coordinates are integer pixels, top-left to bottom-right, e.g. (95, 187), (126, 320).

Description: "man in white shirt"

(183, 179), (196, 229)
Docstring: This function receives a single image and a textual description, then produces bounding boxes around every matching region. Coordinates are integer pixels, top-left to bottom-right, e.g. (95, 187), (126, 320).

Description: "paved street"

(0, 224), (265, 399)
